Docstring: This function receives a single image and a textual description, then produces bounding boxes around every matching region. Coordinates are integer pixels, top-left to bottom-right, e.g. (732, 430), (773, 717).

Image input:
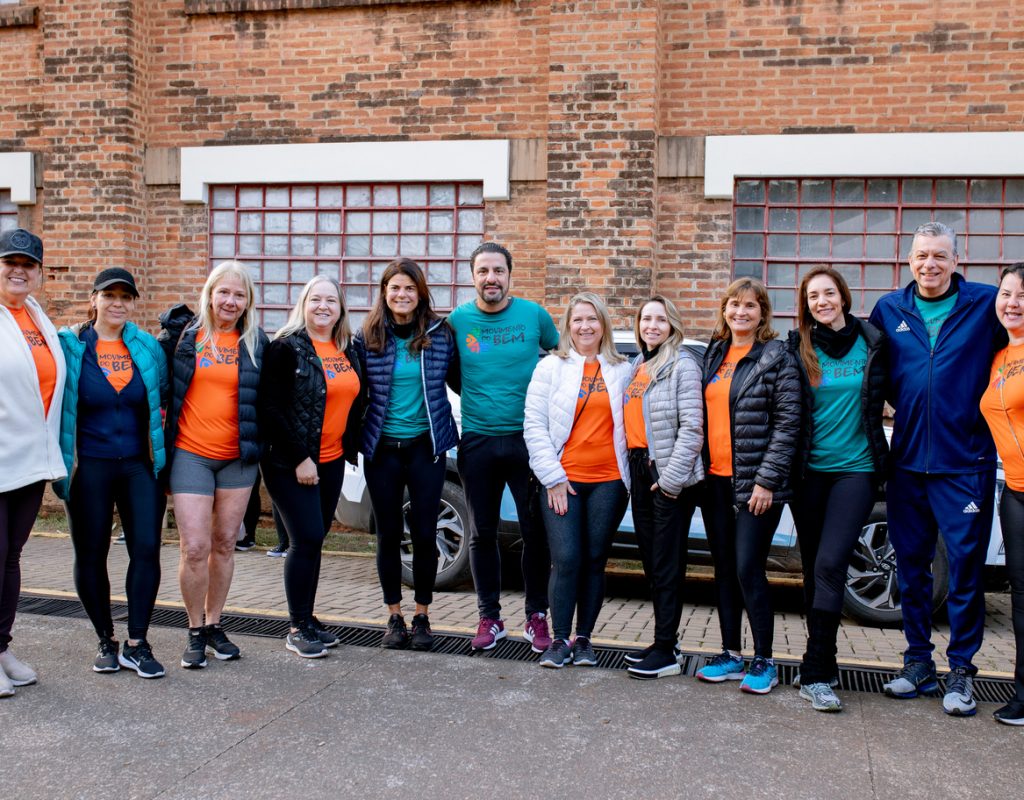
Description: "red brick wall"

(661, 0), (1024, 134)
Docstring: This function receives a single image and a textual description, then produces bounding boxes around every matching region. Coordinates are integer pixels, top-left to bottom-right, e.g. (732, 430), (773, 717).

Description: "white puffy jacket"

(0, 296), (67, 492)
(524, 349), (631, 491)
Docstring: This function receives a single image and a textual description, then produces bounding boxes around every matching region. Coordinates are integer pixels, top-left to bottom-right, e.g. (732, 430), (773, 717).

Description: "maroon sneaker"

(471, 618), (506, 650)
(523, 612), (552, 654)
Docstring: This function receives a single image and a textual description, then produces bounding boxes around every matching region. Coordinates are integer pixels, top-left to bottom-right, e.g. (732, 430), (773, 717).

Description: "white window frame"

(180, 140), (511, 205)
(704, 132), (1024, 199)
(0, 152), (35, 205)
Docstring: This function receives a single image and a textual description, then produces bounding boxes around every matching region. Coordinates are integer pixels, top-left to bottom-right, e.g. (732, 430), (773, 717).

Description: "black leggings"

(262, 457), (346, 626)
(68, 457), (164, 641)
(0, 481), (45, 653)
(365, 436), (446, 607)
(701, 475), (783, 658)
(998, 487), (1024, 702)
(792, 471), (876, 615)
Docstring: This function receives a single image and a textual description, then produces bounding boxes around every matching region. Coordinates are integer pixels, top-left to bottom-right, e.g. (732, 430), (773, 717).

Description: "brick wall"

(4, 0), (1024, 333)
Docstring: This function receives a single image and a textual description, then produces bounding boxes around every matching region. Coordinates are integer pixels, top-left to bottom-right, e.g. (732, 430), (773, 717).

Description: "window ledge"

(185, 0), (486, 14)
(0, 5), (38, 28)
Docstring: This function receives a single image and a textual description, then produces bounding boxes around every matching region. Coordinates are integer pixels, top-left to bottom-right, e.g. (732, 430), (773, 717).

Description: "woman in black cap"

(54, 268), (169, 678)
(0, 228), (66, 698)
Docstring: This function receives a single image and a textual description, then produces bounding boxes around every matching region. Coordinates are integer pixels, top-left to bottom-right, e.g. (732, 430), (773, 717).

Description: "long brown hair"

(710, 278), (777, 343)
(361, 258), (438, 354)
(796, 266), (853, 385)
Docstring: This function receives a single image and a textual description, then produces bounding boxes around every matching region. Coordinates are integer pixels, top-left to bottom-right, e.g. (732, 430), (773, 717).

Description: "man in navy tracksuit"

(869, 221), (1005, 716)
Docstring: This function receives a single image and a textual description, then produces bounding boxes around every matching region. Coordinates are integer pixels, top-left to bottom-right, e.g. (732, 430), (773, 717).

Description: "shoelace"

(99, 639), (118, 656)
(806, 683), (836, 702)
(476, 619), (498, 636)
(133, 641), (155, 662)
(747, 658), (769, 676)
(947, 670), (971, 696)
(709, 651), (736, 667)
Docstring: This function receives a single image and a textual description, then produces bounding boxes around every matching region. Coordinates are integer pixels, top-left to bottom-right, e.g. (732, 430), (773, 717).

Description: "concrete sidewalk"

(3, 613), (1022, 800)
(20, 532), (1019, 676)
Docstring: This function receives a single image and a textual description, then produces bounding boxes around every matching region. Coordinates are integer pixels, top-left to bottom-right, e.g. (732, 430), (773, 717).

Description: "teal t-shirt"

(381, 336), (429, 439)
(808, 337), (874, 472)
(447, 297), (559, 435)
(914, 291), (958, 348)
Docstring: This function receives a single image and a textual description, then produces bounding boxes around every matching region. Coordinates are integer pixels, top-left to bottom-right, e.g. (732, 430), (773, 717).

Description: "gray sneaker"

(286, 624), (328, 659)
(799, 681), (843, 712)
(93, 637), (120, 673)
(942, 667), (977, 716)
(571, 637), (597, 667)
(538, 639), (573, 669)
(883, 661), (938, 699)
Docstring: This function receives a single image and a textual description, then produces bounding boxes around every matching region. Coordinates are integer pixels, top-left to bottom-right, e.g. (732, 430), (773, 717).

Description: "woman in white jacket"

(524, 292), (631, 668)
(621, 296), (704, 680)
(0, 229), (66, 698)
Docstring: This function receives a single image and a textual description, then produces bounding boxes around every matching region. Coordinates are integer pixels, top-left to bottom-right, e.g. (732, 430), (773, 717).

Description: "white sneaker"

(0, 665), (15, 697)
(0, 650), (37, 686)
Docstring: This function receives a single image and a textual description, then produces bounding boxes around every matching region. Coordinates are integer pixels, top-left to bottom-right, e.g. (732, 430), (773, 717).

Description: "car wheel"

(842, 504), (950, 627)
(399, 480), (473, 590)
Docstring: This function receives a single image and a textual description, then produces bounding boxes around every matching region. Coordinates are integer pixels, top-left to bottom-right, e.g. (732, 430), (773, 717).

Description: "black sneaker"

(539, 639), (573, 669)
(119, 640), (166, 679)
(624, 642), (683, 665)
(181, 628), (208, 669)
(572, 637), (598, 667)
(994, 700), (1024, 726)
(410, 614), (434, 651)
(381, 614), (410, 650)
(627, 647), (682, 680)
(310, 616), (339, 648)
(203, 624), (241, 661)
(266, 544), (288, 558)
(235, 539), (256, 552)
(93, 636), (120, 673)
(286, 623), (328, 659)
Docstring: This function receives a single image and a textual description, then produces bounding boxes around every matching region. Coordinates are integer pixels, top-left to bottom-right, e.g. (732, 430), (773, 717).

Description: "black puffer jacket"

(259, 330), (363, 468)
(786, 319), (890, 486)
(158, 304), (267, 470)
(702, 337), (802, 503)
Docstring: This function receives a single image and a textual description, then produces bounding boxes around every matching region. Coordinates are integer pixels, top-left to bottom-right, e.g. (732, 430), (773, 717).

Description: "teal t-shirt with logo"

(447, 297), (559, 435)
(381, 336), (429, 439)
(914, 291), (958, 348)
(808, 337), (874, 472)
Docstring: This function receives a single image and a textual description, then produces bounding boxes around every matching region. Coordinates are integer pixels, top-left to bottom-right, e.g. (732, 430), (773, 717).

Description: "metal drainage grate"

(17, 593), (1016, 703)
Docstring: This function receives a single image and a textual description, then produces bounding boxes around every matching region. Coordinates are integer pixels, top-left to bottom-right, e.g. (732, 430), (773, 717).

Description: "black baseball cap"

(0, 228), (44, 265)
(92, 267), (139, 297)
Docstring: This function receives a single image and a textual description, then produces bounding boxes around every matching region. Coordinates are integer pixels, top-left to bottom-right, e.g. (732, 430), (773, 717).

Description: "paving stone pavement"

(20, 531), (1017, 676)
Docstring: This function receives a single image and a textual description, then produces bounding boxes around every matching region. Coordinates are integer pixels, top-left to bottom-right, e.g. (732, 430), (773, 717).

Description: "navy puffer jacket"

(701, 337), (802, 503)
(353, 318), (459, 460)
(158, 304), (267, 471)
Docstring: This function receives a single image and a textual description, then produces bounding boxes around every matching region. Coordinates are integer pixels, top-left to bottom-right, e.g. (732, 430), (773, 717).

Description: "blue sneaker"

(696, 651), (745, 683)
(883, 661), (939, 699)
(740, 656), (778, 695)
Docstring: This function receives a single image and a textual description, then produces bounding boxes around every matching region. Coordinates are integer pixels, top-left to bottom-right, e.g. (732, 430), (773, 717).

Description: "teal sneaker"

(696, 651), (745, 683)
(740, 656), (778, 695)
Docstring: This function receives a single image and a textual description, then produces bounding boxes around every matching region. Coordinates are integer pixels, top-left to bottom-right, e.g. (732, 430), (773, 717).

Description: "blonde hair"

(633, 295), (685, 378)
(710, 277), (777, 343)
(274, 275), (351, 350)
(197, 260), (260, 360)
(554, 292), (625, 364)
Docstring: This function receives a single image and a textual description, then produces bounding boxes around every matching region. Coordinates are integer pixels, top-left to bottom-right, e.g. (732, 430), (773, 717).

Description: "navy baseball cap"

(93, 267), (139, 297)
(0, 228), (43, 265)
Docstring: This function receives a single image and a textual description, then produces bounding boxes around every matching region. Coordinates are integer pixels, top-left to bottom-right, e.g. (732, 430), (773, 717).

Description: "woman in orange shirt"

(0, 228), (66, 698)
(259, 276), (362, 658)
(159, 261), (268, 670)
(979, 262), (1024, 726)
(523, 292), (632, 668)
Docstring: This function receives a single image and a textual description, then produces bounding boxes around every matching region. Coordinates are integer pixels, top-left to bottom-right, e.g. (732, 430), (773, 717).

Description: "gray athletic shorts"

(169, 448), (258, 496)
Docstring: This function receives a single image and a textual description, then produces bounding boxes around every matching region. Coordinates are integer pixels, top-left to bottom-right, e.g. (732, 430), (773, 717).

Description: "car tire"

(398, 480), (473, 590)
(842, 504), (950, 627)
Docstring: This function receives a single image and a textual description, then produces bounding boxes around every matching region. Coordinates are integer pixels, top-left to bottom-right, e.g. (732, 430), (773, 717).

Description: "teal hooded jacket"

(53, 321), (168, 499)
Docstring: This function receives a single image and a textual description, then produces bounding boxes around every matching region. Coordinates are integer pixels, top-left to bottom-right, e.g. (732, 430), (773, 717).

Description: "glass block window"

(732, 177), (1024, 328)
(208, 183), (485, 331)
(0, 193), (17, 235)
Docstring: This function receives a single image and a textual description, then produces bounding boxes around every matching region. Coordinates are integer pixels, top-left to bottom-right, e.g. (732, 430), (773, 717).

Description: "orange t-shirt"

(176, 330), (242, 460)
(705, 343), (751, 478)
(313, 340), (360, 463)
(624, 362), (652, 450)
(561, 361), (621, 483)
(8, 305), (57, 415)
(95, 338), (133, 393)
(981, 343), (1024, 492)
